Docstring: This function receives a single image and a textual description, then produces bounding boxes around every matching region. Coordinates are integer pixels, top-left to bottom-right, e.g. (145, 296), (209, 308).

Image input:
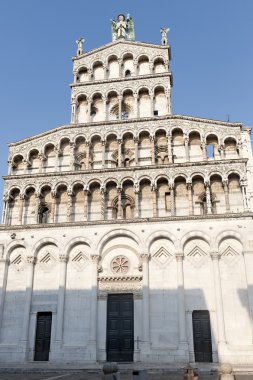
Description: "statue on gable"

(111, 14), (135, 41)
(76, 38), (85, 56)
(160, 27), (169, 45)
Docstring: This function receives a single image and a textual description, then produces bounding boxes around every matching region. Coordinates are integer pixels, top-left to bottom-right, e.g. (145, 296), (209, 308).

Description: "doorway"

(107, 293), (134, 362)
(34, 312), (52, 361)
(192, 310), (212, 362)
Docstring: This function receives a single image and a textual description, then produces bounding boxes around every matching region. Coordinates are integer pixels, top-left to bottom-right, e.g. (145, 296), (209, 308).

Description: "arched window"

(38, 206), (49, 224)
(125, 69), (131, 78)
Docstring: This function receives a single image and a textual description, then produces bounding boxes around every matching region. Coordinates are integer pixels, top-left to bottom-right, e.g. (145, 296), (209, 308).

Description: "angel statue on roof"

(111, 14), (135, 41)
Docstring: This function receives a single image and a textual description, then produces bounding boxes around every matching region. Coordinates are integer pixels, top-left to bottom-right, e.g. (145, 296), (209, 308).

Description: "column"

(101, 140), (106, 168)
(210, 252), (227, 348)
(151, 186), (157, 217)
(240, 183), (248, 211)
(150, 93), (154, 116)
(8, 160), (12, 175)
(222, 180), (230, 212)
(187, 182), (193, 215)
(134, 138), (139, 165)
(18, 195), (25, 225)
(71, 102), (76, 124)
(184, 137), (189, 162)
(0, 254), (9, 332)
(117, 188), (123, 219)
(54, 147), (59, 171)
(167, 134), (173, 163)
(20, 255), (36, 358)
(55, 254), (68, 344)
(88, 255), (99, 358)
(1, 196), (8, 225)
(201, 142), (207, 161)
(67, 191), (73, 222)
(34, 193), (40, 223)
(84, 189), (89, 221)
(133, 60), (138, 76)
(205, 182), (212, 214)
(134, 187), (139, 218)
(100, 188), (106, 220)
(219, 145), (225, 159)
(103, 98), (107, 121)
(175, 253), (188, 346)
(117, 139), (122, 167)
(150, 136), (155, 165)
(69, 143), (76, 170)
(87, 100), (92, 122)
(170, 185), (175, 216)
(85, 142), (90, 169)
(38, 154), (45, 172)
(118, 95), (122, 120)
(50, 192), (57, 223)
(134, 93), (138, 118)
(243, 250), (253, 343)
(118, 59), (122, 77)
(141, 254), (150, 353)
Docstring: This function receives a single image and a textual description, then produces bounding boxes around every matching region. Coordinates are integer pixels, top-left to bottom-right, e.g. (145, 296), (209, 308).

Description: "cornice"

(70, 72), (172, 88)
(3, 158), (248, 181)
(72, 39), (170, 62)
(0, 212), (252, 232)
(8, 115), (244, 147)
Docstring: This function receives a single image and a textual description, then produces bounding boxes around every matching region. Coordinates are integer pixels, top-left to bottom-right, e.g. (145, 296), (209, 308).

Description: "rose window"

(111, 256), (129, 274)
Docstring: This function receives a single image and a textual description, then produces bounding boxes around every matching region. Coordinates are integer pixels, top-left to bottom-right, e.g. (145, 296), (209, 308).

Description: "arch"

(97, 228), (142, 255)
(121, 177), (135, 186)
(5, 241), (28, 260)
(190, 172), (205, 181)
(54, 181), (68, 193)
(137, 86), (150, 95)
(33, 237), (60, 257)
(154, 174), (169, 186)
(87, 179), (102, 190)
(173, 173), (187, 182)
(181, 231), (211, 251)
(138, 175), (152, 185)
(105, 131), (119, 140)
(104, 178), (119, 187)
(153, 84), (166, 93)
(91, 59), (104, 69)
(205, 132), (220, 144)
(216, 230), (244, 250)
(223, 135), (238, 145)
(23, 185), (36, 196)
(90, 90), (104, 100)
(38, 182), (53, 194)
(43, 142), (56, 154)
(8, 186), (21, 197)
(154, 126), (168, 135)
(227, 170), (242, 179)
(146, 230), (177, 252)
(64, 236), (93, 256)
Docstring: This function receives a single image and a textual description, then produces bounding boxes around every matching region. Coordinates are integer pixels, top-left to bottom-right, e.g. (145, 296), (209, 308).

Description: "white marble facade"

(0, 15), (253, 366)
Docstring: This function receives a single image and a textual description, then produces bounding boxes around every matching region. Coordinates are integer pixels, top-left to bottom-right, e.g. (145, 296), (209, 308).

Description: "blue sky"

(0, 0), (252, 203)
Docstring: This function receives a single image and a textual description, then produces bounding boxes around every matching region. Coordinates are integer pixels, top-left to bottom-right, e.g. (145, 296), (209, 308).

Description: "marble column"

(89, 255), (99, 359)
(83, 189), (89, 221)
(54, 147), (59, 171)
(175, 253), (188, 347)
(38, 154), (45, 173)
(18, 195), (25, 225)
(103, 98), (107, 121)
(167, 135), (173, 163)
(101, 140), (106, 169)
(100, 188), (106, 220)
(1, 197), (8, 225)
(240, 184), (248, 211)
(20, 255), (36, 359)
(170, 185), (175, 216)
(118, 96), (122, 120)
(133, 60), (138, 76)
(201, 142), (207, 161)
(50, 192), (57, 223)
(150, 93), (154, 116)
(85, 142), (90, 169)
(117, 139), (122, 167)
(205, 182), (212, 214)
(151, 186), (157, 217)
(134, 94), (138, 118)
(187, 182), (193, 215)
(150, 136), (155, 165)
(67, 191), (73, 222)
(55, 254), (68, 345)
(210, 252), (227, 349)
(243, 250), (253, 344)
(184, 137), (189, 162)
(87, 100), (92, 123)
(222, 180), (230, 212)
(141, 254), (151, 353)
(69, 143), (76, 171)
(134, 188), (139, 218)
(134, 138), (139, 165)
(219, 145), (225, 159)
(34, 193), (41, 224)
(0, 253), (9, 333)
(71, 102), (76, 124)
(117, 188), (123, 219)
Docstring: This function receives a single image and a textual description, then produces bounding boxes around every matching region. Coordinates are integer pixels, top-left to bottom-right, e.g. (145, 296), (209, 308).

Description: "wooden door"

(34, 312), (52, 361)
(192, 310), (212, 362)
(107, 293), (134, 362)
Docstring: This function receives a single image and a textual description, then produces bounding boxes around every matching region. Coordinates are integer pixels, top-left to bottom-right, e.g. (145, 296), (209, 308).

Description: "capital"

(26, 255), (36, 265)
(140, 253), (149, 263)
(59, 254), (68, 263)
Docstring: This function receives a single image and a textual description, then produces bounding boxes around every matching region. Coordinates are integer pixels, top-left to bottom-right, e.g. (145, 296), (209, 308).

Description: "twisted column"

(222, 180), (230, 212)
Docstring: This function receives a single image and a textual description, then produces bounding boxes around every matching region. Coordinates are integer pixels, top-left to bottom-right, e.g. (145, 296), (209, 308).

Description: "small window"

(90, 110), (96, 118)
(39, 207), (49, 224)
(125, 70), (131, 78)
(165, 192), (171, 211)
(154, 110), (159, 116)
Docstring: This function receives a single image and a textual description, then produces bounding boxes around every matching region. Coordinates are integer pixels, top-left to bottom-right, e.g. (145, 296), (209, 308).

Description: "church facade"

(0, 15), (253, 366)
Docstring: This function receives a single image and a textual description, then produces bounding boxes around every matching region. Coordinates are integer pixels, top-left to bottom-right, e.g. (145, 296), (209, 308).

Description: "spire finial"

(76, 38), (85, 56)
(160, 27), (169, 45)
